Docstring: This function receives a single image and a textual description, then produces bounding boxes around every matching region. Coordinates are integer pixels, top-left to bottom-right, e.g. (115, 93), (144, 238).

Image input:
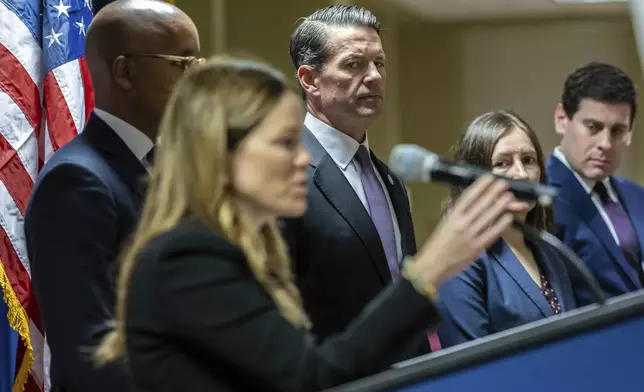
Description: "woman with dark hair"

(437, 110), (577, 348)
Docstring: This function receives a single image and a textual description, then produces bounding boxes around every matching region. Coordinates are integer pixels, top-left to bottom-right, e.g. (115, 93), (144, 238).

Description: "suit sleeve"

(436, 260), (492, 347)
(154, 249), (441, 392)
(25, 163), (137, 392)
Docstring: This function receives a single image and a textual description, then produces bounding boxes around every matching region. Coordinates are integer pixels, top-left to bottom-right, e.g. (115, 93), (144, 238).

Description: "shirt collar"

(553, 146), (617, 201)
(93, 108), (154, 161)
(304, 112), (369, 170)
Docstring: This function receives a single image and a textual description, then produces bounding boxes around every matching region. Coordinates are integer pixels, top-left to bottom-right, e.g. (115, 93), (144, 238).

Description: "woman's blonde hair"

(95, 55), (311, 365)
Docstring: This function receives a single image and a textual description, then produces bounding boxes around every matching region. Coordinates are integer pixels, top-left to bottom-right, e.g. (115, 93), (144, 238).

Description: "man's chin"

(355, 101), (383, 115)
(583, 166), (613, 182)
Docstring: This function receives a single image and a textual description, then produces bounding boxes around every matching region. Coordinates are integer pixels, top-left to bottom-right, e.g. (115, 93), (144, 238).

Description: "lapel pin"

(388, 174), (394, 185)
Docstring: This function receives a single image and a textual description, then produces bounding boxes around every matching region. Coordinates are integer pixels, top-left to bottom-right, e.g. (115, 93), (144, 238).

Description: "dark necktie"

(355, 146), (442, 351)
(354, 146), (399, 279)
(594, 182), (644, 283)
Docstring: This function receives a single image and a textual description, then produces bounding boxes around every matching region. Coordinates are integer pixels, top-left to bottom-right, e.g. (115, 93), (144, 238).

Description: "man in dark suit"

(548, 62), (644, 306)
(24, 1), (200, 391)
(284, 5), (434, 354)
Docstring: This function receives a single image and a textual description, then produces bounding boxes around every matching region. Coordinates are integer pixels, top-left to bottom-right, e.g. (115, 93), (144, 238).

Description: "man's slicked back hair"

(289, 5), (380, 74)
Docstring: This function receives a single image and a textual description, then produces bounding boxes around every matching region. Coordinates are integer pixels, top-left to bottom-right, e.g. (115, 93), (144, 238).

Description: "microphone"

(389, 144), (558, 206)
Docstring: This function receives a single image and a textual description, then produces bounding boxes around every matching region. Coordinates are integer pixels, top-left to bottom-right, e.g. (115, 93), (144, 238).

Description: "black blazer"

(282, 128), (419, 344)
(25, 113), (145, 392)
(125, 218), (441, 392)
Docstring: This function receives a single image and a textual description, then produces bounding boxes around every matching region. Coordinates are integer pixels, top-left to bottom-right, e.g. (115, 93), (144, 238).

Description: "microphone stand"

(512, 221), (606, 305)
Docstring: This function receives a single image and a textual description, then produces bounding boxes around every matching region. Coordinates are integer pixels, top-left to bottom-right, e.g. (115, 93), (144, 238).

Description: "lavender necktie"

(355, 146), (400, 280)
(594, 182), (644, 280)
(355, 146), (443, 352)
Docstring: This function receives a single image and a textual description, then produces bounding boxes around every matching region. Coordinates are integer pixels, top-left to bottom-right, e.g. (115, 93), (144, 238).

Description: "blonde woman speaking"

(95, 56), (521, 392)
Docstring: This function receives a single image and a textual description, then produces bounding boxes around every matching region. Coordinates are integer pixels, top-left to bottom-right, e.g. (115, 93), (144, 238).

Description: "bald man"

(24, 1), (200, 391)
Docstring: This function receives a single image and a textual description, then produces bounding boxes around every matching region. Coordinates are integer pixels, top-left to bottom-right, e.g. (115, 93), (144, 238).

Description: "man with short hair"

(283, 5), (434, 356)
(548, 62), (644, 306)
(24, 1), (201, 391)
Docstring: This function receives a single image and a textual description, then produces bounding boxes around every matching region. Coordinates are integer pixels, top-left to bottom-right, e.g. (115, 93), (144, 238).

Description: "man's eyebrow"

(341, 53), (386, 61)
(582, 117), (614, 125)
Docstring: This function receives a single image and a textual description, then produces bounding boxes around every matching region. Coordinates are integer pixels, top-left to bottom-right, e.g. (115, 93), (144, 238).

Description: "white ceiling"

(390, 0), (629, 20)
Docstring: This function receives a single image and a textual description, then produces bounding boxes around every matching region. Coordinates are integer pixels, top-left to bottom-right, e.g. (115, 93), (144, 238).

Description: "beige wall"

(175, 0), (644, 242)
(399, 15), (644, 240)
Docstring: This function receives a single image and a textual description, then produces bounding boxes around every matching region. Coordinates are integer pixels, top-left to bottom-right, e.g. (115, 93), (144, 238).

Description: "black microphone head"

(389, 144), (439, 182)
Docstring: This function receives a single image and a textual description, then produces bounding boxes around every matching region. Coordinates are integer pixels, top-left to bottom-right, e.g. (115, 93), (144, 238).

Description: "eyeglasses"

(124, 53), (205, 71)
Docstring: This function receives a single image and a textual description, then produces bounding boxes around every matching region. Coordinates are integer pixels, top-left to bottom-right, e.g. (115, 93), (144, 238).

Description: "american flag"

(0, 0), (94, 390)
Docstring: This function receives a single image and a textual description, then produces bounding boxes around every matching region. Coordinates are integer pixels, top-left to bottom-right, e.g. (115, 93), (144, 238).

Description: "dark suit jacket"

(437, 239), (576, 347)
(547, 156), (644, 306)
(125, 218), (441, 392)
(281, 128), (421, 345)
(25, 113), (144, 392)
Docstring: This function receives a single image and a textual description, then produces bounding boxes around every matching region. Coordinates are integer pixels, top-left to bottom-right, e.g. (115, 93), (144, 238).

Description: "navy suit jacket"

(281, 127), (425, 356)
(437, 239), (576, 347)
(546, 155), (644, 306)
(25, 113), (144, 392)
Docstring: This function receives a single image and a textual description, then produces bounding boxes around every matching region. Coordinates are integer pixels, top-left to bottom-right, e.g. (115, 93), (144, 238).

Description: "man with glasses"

(24, 1), (200, 391)
(548, 62), (644, 306)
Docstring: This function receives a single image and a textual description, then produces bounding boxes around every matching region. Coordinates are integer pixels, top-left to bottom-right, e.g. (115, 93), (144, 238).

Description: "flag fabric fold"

(0, 0), (94, 390)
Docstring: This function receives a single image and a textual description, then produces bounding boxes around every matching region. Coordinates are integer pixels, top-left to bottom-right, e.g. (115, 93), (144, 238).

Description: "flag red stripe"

(14, 343), (43, 391)
(0, 43), (41, 130)
(0, 134), (34, 215)
(0, 225), (41, 331)
(79, 57), (94, 122)
(25, 373), (39, 392)
(44, 72), (78, 151)
(24, 373), (42, 392)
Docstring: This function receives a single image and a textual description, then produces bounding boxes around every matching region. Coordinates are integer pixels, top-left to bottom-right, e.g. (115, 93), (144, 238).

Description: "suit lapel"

(303, 128), (391, 283)
(372, 157), (416, 256)
(491, 240), (551, 317)
(83, 113), (149, 199)
(547, 157), (640, 288)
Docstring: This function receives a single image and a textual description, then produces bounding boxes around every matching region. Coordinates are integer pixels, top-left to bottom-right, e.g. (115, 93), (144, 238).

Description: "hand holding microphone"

(405, 175), (517, 290)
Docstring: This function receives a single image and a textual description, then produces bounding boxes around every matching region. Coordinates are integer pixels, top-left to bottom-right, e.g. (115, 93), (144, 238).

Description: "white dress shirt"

(305, 112), (403, 261)
(553, 147), (621, 245)
(94, 108), (154, 168)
